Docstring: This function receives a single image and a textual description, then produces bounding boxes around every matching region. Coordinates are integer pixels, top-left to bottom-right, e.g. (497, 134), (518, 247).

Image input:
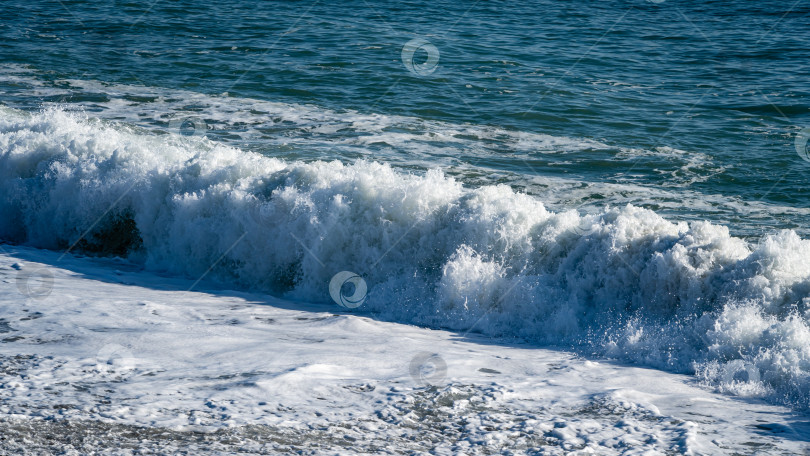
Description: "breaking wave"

(1, 107), (809, 409)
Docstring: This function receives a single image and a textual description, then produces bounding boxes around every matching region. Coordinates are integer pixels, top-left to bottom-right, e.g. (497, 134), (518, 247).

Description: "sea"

(2, 0), (810, 417)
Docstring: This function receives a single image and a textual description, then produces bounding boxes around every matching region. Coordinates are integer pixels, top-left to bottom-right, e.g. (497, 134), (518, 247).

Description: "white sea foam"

(1, 107), (809, 410)
(5, 65), (805, 237)
(3, 245), (806, 454)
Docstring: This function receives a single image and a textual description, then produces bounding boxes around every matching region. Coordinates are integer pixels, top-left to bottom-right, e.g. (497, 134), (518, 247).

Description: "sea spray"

(1, 107), (809, 409)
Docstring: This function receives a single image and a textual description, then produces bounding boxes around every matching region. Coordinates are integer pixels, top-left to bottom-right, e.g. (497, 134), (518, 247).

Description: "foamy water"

(2, 107), (809, 411)
(1, 66), (807, 239)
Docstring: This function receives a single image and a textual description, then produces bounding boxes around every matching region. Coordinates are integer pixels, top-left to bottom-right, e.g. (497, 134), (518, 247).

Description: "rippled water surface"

(1, 0), (809, 236)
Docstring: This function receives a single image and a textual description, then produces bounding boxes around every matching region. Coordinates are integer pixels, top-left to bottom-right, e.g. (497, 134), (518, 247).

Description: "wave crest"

(2, 107), (810, 409)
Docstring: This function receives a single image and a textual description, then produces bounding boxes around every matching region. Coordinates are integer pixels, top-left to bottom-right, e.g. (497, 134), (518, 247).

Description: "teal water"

(2, 0), (809, 237)
(4, 1), (810, 413)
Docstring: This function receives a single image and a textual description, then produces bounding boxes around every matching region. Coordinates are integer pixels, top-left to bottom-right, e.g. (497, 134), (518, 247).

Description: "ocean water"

(1, 0), (810, 412)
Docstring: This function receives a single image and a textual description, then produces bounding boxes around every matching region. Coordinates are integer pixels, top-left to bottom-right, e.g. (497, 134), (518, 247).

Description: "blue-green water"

(4, 0), (810, 413)
(2, 0), (810, 237)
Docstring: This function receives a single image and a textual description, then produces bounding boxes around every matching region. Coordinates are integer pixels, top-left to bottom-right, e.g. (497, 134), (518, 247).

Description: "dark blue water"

(1, 0), (809, 235)
(4, 0), (810, 413)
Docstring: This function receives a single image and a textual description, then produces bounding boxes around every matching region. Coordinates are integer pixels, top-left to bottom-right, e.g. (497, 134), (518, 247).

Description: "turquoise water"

(3, 1), (810, 411)
(2, 0), (810, 237)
